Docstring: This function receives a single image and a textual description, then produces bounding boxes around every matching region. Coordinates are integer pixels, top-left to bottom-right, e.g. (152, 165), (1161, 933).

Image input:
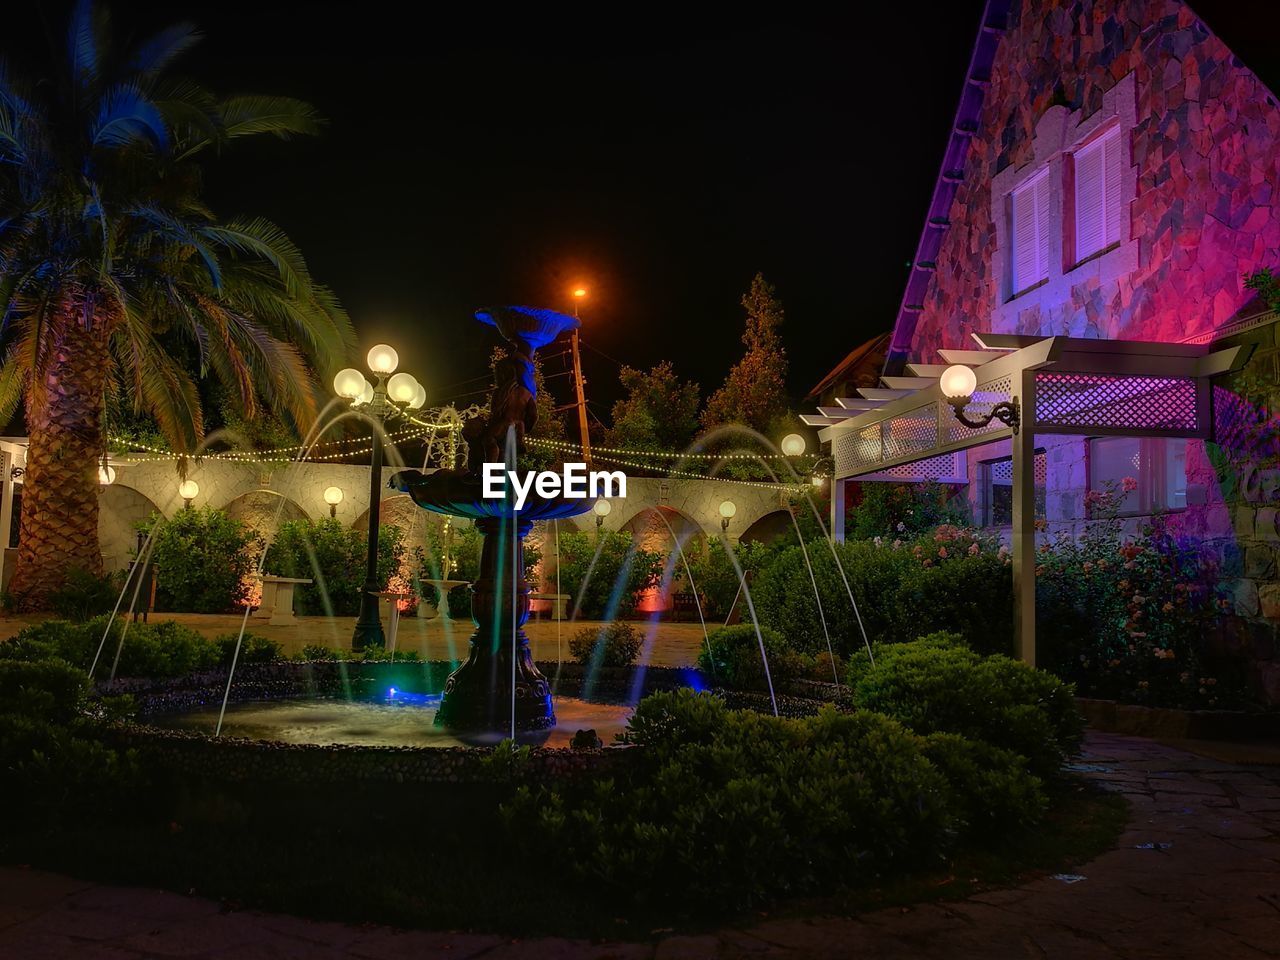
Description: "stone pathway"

(1, 732), (1277, 959)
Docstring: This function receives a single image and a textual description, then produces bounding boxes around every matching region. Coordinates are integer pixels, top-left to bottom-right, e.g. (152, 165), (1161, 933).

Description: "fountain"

(389, 306), (593, 732)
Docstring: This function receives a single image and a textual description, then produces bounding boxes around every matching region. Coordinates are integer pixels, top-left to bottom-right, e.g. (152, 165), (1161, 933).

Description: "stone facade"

(905, 0), (1280, 358)
(877, 0), (1280, 701)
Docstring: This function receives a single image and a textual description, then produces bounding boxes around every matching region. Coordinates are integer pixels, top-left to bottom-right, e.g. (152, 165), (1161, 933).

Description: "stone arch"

(738, 509), (794, 546)
(350, 493), (439, 558)
(221, 490), (310, 544)
(98, 484), (162, 571)
(620, 505), (706, 614)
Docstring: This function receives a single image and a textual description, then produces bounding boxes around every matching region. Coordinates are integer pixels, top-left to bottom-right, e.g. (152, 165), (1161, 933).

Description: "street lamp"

(178, 479), (199, 509)
(593, 497), (611, 532)
(568, 285), (591, 464)
(337, 343), (423, 650)
(718, 499), (737, 533)
(940, 364), (1020, 433)
(780, 433), (806, 457)
(323, 485), (344, 518)
(98, 463), (116, 485)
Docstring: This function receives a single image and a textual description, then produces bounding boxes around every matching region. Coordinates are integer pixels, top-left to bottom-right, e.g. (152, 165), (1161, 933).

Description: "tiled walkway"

(1, 732), (1277, 959)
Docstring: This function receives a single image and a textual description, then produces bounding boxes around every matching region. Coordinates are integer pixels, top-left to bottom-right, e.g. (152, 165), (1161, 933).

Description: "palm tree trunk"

(7, 302), (112, 611)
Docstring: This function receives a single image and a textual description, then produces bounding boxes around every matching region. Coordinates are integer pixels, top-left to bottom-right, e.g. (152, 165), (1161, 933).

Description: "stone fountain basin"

(388, 468), (595, 522)
(146, 692), (633, 749)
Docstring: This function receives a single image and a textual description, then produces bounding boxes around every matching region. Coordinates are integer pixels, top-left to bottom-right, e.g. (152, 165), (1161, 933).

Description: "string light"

(528, 437), (813, 461)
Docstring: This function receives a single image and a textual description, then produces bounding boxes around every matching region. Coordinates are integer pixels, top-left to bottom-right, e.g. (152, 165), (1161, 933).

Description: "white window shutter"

(1035, 172), (1052, 281)
(1011, 170), (1049, 293)
(1012, 184), (1036, 292)
(1074, 138), (1105, 261)
(1104, 127), (1124, 247)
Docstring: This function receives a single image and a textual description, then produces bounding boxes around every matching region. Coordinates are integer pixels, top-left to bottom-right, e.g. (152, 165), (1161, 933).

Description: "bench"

(671, 591), (701, 622)
(254, 575), (313, 626)
(529, 592), (571, 621)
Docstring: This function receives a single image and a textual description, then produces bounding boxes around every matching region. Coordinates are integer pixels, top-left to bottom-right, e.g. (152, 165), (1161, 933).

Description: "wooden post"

(1011, 369), (1036, 666)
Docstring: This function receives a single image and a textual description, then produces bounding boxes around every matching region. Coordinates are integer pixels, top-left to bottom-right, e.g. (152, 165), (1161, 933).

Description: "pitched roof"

(883, 0), (1012, 376)
(805, 332), (890, 400)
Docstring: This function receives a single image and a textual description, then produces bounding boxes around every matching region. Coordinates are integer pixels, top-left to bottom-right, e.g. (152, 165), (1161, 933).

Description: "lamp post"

(178, 479), (198, 509)
(334, 344), (425, 651)
(593, 497), (611, 534)
(323, 485), (344, 518)
(570, 286), (592, 464)
(718, 499), (737, 534)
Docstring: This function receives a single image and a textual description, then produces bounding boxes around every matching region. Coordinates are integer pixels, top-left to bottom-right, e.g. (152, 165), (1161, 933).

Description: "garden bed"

(1076, 697), (1280, 740)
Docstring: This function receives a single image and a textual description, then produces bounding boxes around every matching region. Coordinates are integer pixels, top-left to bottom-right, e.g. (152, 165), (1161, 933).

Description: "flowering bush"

(847, 480), (970, 541)
(1037, 481), (1241, 708)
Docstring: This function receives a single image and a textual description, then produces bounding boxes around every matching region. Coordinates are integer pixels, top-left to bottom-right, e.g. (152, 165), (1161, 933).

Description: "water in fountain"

(625, 508), (714, 708)
(696, 424), (876, 667)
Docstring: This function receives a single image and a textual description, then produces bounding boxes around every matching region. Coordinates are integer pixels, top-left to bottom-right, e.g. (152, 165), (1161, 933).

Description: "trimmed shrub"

(500, 690), (955, 908)
(568, 622), (643, 668)
(685, 537), (781, 620)
(0, 659), (141, 825)
(265, 517), (406, 616)
(752, 538), (1013, 659)
(849, 639), (1083, 778)
(215, 632), (282, 665)
(0, 659), (91, 723)
(48, 567), (123, 621)
(142, 507), (260, 613)
(921, 733), (1047, 837)
(697, 624), (815, 690)
(552, 530), (665, 619)
(0, 617), (223, 679)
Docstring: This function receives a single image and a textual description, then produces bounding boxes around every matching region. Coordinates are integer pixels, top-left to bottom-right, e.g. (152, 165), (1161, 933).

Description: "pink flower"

(968, 542), (979, 556)
(1122, 476), (1138, 492)
(938, 547), (948, 559)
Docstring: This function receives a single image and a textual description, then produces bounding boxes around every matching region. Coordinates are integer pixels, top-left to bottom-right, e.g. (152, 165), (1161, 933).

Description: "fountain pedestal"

(435, 516), (554, 731)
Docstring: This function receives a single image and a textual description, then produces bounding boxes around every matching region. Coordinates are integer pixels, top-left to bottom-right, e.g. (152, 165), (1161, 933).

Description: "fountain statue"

(389, 306), (593, 732)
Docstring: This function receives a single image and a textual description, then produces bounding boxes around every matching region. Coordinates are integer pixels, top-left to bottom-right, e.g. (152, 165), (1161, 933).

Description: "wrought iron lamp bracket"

(947, 395), (1021, 434)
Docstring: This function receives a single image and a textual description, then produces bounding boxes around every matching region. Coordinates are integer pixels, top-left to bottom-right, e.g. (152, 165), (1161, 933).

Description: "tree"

(0, 2), (355, 607)
(701, 273), (791, 436)
(606, 361), (701, 454)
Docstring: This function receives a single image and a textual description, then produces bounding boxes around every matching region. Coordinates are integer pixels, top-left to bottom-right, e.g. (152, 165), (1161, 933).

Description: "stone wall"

(905, 0), (1280, 361)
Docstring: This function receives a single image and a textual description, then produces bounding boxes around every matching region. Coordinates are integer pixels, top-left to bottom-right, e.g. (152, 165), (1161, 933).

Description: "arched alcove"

(620, 505), (705, 613)
(738, 509), (793, 546)
(98, 484), (162, 571)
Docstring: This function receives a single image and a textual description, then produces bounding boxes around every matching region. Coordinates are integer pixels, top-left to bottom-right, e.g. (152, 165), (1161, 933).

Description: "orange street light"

(572, 286), (588, 299)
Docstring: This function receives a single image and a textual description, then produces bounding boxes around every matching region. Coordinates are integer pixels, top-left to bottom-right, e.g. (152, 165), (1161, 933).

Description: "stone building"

(811, 0), (1280, 699)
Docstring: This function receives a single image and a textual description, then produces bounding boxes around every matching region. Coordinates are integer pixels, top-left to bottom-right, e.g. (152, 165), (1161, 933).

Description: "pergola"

(805, 333), (1252, 667)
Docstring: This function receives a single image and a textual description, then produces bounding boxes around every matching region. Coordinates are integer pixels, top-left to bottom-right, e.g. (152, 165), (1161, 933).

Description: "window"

(978, 450), (1046, 527)
(1072, 125), (1124, 263)
(1088, 437), (1186, 516)
(1010, 168), (1051, 294)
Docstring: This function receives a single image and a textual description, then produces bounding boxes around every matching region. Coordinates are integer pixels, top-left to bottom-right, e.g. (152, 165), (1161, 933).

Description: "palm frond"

(127, 22), (201, 78)
(66, 0), (105, 96)
(92, 83), (168, 149)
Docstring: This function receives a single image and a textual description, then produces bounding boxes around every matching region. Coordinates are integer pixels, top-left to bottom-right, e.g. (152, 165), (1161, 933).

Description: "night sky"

(9, 1), (1280, 425)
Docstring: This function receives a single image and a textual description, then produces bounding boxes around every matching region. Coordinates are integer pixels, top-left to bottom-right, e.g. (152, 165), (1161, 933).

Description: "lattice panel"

(882, 404), (940, 459)
(834, 424), (883, 474)
(877, 452), (964, 482)
(947, 376), (1013, 442)
(1035, 372), (1197, 431)
(986, 451), (1047, 485)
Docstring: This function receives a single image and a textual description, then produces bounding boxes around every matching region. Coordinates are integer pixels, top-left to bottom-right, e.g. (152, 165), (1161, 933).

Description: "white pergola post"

(1010, 369), (1036, 667)
(831, 477), (846, 543)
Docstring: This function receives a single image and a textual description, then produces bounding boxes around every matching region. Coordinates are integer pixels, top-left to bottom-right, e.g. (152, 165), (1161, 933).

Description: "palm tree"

(0, 1), (356, 609)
